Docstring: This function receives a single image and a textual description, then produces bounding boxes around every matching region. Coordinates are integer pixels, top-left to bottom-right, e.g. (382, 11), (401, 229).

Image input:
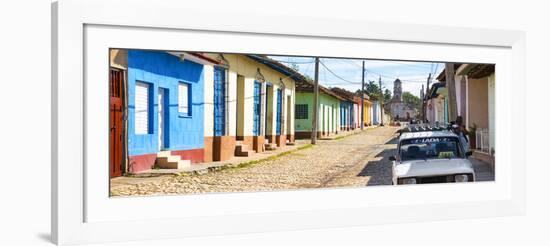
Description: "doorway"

(265, 84), (272, 138)
(236, 75), (245, 139)
(109, 68), (124, 178)
(158, 88), (167, 150)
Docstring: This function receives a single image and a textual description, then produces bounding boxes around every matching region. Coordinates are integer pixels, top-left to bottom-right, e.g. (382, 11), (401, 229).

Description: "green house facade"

(294, 91), (341, 139)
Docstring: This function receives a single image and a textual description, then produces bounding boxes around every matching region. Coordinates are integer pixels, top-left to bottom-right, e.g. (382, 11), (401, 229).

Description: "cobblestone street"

(110, 126), (496, 197)
(111, 126), (400, 196)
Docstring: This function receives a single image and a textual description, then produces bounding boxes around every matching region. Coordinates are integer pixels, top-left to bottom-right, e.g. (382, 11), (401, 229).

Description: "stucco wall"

(127, 50), (205, 156)
(340, 101), (353, 129)
(203, 54), (296, 138)
(110, 49), (127, 70)
(295, 92), (340, 133)
(467, 77), (489, 129)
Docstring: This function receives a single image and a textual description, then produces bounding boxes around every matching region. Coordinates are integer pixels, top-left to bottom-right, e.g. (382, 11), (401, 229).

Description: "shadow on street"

(357, 142), (397, 186)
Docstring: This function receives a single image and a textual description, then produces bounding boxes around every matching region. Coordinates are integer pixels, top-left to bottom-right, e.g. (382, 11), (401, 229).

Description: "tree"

(383, 89), (392, 104)
(402, 92), (422, 111)
(357, 80), (382, 100)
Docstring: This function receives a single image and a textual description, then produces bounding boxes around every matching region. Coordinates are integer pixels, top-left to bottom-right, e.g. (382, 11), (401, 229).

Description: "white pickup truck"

(391, 130), (475, 184)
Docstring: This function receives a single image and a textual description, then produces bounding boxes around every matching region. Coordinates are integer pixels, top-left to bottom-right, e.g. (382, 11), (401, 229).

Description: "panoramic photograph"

(108, 49), (496, 197)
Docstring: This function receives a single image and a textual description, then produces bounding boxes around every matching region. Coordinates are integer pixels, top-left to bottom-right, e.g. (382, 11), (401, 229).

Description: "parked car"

(390, 130), (475, 185)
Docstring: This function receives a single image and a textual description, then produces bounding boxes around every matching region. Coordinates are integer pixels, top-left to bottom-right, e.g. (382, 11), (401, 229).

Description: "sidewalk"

(471, 157), (495, 182)
(319, 126), (378, 140)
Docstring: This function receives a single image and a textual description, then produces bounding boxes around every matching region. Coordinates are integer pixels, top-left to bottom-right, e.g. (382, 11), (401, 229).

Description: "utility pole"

(425, 73), (431, 122)
(360, 60), (365, 130)
(445, 63), (458, 122)
(311, 57), (320, 144)
(378, 76), (384, 126)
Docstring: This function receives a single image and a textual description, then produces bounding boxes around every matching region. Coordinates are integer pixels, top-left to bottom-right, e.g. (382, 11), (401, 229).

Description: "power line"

(270, 58), (315, 64)
(319, 60), (362, 84)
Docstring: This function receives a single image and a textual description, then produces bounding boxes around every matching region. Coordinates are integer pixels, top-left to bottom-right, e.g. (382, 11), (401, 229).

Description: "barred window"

(135, 82), (151, 134)
(295, 104), (308, 119)
(178, 82), (191, 116)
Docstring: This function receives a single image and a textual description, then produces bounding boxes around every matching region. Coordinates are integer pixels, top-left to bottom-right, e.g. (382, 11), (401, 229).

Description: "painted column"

(488, 73), (495, 153)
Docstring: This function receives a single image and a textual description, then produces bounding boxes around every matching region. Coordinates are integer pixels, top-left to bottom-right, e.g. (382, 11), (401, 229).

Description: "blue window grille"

(276, 89), (282, 135)
(253, 81), (261, 136)
(214, 67), (226, 136)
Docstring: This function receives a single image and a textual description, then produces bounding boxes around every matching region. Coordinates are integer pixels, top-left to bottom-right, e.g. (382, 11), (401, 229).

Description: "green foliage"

(357, 80), (383, 100)
(402, 92), (422, 111)
(383, 89), (392, 104)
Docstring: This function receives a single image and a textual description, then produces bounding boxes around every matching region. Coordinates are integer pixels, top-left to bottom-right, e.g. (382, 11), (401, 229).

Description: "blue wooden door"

(214, 67), (226, 136)
(276, 89), (282, 135)
(265, 84), (271, 134)
(253, 81), (261, 136)
(340, 103), (345, 128)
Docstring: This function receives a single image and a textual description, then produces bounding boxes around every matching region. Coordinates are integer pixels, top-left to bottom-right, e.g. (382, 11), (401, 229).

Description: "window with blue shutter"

(214, 67), (226, 136)
(253, 81), (261, 136)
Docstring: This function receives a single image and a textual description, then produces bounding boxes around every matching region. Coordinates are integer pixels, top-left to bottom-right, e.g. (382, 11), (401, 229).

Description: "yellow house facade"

(202, 53), (298, 162)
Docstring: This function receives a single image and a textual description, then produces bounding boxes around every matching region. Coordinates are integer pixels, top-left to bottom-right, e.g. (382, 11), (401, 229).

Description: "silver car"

(390, 130), (475, 185)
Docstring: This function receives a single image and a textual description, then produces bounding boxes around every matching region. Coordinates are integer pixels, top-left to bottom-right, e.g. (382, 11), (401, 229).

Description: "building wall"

(372, 101), (381, 124)
(436, 96), (445, 123)
(369, 106), (374, 125)
(353, 103), (360, 128)
(127, 50), (205, 171)
(467, 77), (489, 129)
(340, 100), (353, 130)
(295, 92), (340, 136)
(361, 100), (372, 125)
(203, 54), (296, 138)
(110, 49), (127, 70)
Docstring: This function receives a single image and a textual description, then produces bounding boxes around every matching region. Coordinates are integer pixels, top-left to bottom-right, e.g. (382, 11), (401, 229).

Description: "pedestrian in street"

(453, 116), (470, 153)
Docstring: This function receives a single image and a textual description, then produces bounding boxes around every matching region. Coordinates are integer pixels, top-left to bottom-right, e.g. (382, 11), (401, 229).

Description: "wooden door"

(276, 89), (282, 135)
(214, 67), (226, 136)
(109, 68), (124, 178)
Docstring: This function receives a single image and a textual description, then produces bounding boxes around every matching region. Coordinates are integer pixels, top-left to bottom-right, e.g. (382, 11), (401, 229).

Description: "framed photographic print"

(52, 0), (526, 245)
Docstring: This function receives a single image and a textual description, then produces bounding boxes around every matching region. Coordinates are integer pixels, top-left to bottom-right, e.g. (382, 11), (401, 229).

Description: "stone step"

(157, 159), (191, 169)
(235, 150), (253, 157)
(235, 143), (253, 157)
(157, 155), (181, 163)
(156, 151), (172, 158)
(177, 160), (191, 169)
(235, 144), (248, 152)
(265, 143), (277, 151)
(156, 155), (183, 169)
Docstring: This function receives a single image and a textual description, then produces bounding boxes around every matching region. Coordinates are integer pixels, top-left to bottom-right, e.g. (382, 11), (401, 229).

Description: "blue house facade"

(127, 50), (205, 173)
(339, 100), (353, 130)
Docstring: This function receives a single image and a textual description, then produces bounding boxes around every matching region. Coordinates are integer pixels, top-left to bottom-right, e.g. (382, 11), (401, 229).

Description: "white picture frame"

(52, 0), (526, 245)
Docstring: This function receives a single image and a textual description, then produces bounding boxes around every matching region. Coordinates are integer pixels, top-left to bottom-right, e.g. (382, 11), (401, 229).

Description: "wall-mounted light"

(179, 54), (185, 62)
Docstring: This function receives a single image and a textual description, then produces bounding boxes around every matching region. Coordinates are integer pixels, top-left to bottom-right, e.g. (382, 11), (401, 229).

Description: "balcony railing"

(475, 128), (490, 153)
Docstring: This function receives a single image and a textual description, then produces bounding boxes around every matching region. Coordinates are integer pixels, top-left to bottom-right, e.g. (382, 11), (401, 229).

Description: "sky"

(268, 56), (445, 98)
